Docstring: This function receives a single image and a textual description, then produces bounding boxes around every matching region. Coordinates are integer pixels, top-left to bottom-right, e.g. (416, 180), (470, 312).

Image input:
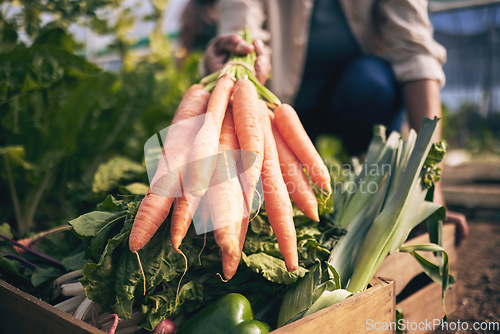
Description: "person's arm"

(404, 79), (442, 140)
(404, 79), (469, 246)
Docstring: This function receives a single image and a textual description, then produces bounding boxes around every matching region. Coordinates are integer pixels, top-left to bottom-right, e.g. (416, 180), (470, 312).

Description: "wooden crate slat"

(0, 280), (105, 334)
(271, 278), (396, 334)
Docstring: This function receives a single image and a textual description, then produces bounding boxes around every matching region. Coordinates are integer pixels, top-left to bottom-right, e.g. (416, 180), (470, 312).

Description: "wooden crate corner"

(271, 277), (396, 334)
(0, 279), (105, 334)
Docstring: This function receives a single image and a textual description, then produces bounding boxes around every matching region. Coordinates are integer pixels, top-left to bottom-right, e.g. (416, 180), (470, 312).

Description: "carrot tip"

(286, 264), (299, 272)
(129, 238), (140, 253)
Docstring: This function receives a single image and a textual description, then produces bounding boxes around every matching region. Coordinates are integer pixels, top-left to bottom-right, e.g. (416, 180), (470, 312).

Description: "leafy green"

(0, 221), (86, 301)
(1, 10), (201, 236)
(65, 189), (343, 330)
(422, 141), (447, 189)
(70, 210), (127, 262)
(0, 223), (14, 240)
(141, 281), (203, 331)
(242, 253), (308, 285)
(92, 156), (146, 194)
(70, 195), (200, 327)
(61, 251), (88, 272)
(31, 267), (61, 287)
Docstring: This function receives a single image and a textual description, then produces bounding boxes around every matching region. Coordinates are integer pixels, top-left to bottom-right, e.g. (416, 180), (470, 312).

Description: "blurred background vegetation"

(0, 0), (202, 235)
(0, 0), (499, 237)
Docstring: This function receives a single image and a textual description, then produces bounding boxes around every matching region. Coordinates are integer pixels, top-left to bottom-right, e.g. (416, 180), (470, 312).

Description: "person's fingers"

(204, 42), (227, 73)
(214, 34), (254, 55)
(204, 34), (254, 74)
(445, 210), (469, 247)
(253, 39), (267, 57)
(253, 39), (271, 84)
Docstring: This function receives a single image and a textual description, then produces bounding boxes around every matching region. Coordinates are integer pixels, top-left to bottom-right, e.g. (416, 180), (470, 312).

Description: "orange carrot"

(129, 84), (209, 253)
(269, 112), (319, 222)
(222, 81), (267, 278)
(260, 101), (298, 272)
(196, 194), (212, 231)
(170, 193), (201, 251)
(209, 149), (245, 260)
(222, 165), (254, 281)
(209, 111), (246, 263)
(232, 78), (264, 215)
(185, 76), (235, 198)
(274, 103), (332, 195)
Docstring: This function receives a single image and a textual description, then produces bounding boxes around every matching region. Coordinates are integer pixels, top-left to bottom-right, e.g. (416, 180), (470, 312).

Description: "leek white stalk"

(61, 282), (85, 296)
(54, 294), (87, 313)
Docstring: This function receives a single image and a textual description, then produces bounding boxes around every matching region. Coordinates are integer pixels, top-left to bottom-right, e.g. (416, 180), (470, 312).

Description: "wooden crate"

(376, 224), (458, 334)
(271, 277), (396, 334)
(0, 277), (395, 334)
(0, 279), (105, 334)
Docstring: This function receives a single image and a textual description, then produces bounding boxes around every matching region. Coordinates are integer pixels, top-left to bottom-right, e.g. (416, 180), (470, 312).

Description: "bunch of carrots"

(128, 31), (332, 280)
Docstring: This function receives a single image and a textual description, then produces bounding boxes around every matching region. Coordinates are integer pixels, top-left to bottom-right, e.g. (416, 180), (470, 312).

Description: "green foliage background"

(0, 0), (201, 235)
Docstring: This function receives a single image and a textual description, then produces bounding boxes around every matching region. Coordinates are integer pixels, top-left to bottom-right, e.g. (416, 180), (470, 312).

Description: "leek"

(278, 117), (453, 325)
(347, 117), (444, 293)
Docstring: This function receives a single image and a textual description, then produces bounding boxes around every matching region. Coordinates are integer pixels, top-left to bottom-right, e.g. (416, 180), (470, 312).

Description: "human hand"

(446, 210), (468, 247)
(204, 34), (271, 84)
(433, 182), (469, 247)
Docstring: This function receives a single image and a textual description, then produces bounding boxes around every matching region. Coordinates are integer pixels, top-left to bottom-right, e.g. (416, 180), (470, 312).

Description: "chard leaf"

(297, 239), (330, 267)
(61, 251), (88, 271)
(80, 223), (132, 316)
(80, 220), (194, 320)
(0, 257), (25, 283)
(242, 253), (308, 284)
(97, 195), (130, 211)
(70, 196), (130, 262)
(70, 210), (127, 262)
(140, 281), (203, 331)
(31, 267), (62, 287)
(70, 211), (126, 237)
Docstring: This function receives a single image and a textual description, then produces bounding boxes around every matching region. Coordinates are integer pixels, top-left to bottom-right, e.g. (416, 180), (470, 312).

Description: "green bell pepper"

(178, 293), (270, 334)
(226, 320), (271, 334)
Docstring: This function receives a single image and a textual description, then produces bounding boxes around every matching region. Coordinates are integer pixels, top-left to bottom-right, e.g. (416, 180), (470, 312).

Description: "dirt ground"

(433, 219), (500, 333)
(432, 158), (500, 333)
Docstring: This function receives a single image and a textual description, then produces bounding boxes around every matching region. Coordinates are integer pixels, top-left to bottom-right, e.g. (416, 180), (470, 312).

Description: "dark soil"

(432, 158), (500, 333)
(433, 220), (500, 333)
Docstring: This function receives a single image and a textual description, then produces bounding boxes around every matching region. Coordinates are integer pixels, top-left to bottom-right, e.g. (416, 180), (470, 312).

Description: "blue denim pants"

(294, 55), (403, 155)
